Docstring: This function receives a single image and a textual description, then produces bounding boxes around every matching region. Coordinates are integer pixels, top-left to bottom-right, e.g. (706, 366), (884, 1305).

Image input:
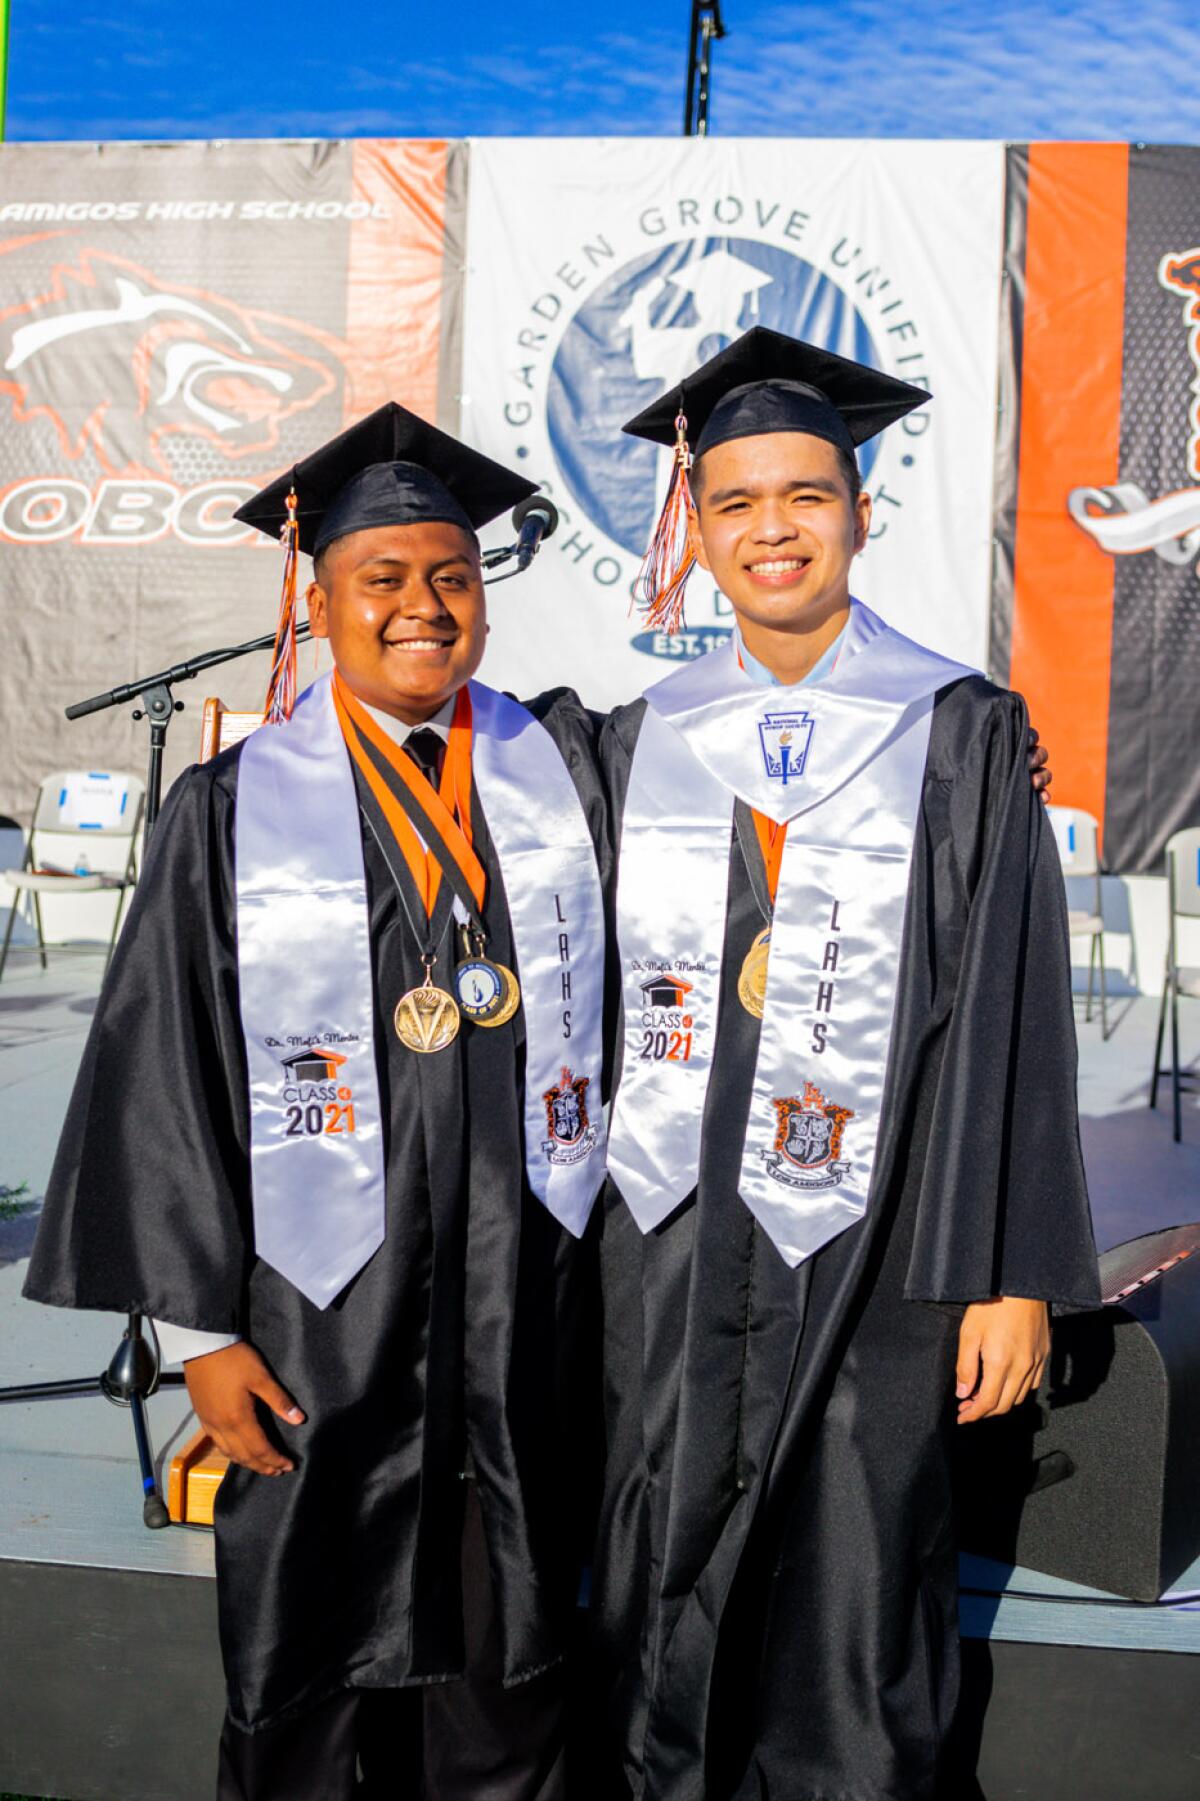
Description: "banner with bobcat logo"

(0, 139), (464, 816)
(991, 143), (1200, 874)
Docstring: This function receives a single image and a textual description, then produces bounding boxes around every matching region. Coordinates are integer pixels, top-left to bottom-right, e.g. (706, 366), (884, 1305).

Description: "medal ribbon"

(331, 672), (485, 918)
(751, 811), (786, 906)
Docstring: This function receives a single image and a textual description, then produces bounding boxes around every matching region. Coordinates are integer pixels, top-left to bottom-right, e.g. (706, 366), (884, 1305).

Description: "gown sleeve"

(22, 753), (254, 1333)
(905, 685), (1101, 1311)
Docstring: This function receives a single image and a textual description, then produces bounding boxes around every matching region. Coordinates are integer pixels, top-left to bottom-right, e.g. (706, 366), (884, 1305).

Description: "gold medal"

(454, 955), (522, 1028)
(737, 927), (771, 1019)
(394, 959), (461, 1053)
(737, 953), (768, 1018)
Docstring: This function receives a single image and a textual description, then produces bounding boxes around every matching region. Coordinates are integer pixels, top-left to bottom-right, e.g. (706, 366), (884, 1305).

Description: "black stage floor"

(2, 962), (1198, 1799)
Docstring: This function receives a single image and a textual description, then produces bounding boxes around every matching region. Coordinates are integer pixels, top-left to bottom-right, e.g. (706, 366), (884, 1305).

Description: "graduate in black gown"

(24, 407), (611, 1801)
(588, 330), (1099, 1801)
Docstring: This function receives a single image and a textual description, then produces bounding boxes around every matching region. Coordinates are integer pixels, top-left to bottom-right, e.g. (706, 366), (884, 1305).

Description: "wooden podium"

(167, 1428), (228, 1526)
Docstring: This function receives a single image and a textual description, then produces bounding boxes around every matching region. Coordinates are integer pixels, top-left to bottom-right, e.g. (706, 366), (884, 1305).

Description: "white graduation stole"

(607, 601), (974, 1267)
(236, 674), (607, 1309)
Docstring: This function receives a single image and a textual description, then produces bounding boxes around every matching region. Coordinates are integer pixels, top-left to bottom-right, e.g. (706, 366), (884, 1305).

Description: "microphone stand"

(0, 540), (528, 1527)
(0, 618), (323, 1524)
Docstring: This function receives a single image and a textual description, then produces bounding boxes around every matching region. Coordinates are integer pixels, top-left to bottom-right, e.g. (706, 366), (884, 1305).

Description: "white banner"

(461, 138), (1005, 709)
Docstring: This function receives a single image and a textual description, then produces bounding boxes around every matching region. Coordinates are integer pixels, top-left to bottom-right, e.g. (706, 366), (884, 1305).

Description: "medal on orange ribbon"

(395, 955), (461, 1053)
(738, 805), (786, 1018)
(334, 677), (484, 1057)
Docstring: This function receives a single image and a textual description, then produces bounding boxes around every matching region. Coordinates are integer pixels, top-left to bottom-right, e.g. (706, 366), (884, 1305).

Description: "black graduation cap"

(234, 402), (539, 559)
(622, 325), (930, 461)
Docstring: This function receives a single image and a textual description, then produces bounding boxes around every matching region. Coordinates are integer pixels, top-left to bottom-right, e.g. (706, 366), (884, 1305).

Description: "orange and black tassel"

(633, 409), (697, 635)
(263, 487), (300, 724)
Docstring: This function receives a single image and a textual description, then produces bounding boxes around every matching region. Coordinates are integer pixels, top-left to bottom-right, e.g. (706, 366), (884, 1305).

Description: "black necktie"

(403, 727), (445, 787)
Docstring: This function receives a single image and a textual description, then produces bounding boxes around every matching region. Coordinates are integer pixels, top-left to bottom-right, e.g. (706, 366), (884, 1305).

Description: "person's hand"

(1027, 725), (1052, 803)
(184, 1341), (305, 1475)
(955, 1296), (1050, 1424)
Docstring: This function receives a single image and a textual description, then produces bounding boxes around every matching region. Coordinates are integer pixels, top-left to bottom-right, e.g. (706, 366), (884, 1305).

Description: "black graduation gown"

(590, 677), (1100, 1801)
(23, 687), (608, 1733)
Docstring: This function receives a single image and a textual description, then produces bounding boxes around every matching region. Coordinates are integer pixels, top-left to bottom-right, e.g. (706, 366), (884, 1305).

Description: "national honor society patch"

(541, 1065), (598, 1167)
(758, 709), (815, 786)
(761, 1082), (854, 1191)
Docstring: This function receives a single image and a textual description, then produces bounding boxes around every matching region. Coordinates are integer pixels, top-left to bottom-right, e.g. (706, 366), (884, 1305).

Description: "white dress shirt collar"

(359, 692), (457, 746)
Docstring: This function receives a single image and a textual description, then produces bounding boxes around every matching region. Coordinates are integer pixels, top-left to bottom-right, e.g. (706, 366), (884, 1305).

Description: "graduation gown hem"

(225, 1648), (567, 1735)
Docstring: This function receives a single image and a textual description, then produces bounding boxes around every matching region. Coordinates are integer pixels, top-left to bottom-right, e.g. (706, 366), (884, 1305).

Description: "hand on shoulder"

(1026, 723), (1052, 801)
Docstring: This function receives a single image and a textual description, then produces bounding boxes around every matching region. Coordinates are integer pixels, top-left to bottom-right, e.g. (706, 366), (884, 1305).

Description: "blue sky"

(6, 0), (1198, 142)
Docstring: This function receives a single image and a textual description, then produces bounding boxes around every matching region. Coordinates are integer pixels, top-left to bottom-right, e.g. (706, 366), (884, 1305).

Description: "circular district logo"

(547, 236), (885, 567)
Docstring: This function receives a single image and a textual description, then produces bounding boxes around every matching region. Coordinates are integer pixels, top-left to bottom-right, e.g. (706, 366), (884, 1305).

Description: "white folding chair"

(1046, 805), (1109, 1040)
(0, 769), (145, 982)
(1150, 826), (1200, 1143)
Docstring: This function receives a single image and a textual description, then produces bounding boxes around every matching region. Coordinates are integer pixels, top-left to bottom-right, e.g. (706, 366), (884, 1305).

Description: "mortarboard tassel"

(633, 409), (697, 636)
(263, 487), (300, 724)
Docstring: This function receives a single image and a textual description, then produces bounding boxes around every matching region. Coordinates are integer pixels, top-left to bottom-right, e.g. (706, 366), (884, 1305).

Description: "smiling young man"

(588, 330), (1099, 1800)
(25, 406), (608, 1801)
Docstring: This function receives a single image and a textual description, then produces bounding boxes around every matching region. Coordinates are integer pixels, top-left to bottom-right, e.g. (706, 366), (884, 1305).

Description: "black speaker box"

(955, 1222), (1200, 1602)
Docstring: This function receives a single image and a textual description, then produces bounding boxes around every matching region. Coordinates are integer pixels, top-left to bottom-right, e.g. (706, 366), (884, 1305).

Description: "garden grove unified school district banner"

(460, 138), (1005, 704)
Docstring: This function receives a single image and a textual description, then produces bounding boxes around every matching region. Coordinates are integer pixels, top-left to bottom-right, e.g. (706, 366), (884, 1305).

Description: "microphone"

(512, 493), (559, 571)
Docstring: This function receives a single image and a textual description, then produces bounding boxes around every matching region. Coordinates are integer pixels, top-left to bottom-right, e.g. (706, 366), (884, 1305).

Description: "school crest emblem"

(761, 1081), (854, 1190)
(541, 1065), (598, 1167)
(758, 710), (815, 786)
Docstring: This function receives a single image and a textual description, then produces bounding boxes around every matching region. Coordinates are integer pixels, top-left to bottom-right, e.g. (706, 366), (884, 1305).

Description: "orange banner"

(1008, 143), (1129, 847)
(344, 141), (449, 426)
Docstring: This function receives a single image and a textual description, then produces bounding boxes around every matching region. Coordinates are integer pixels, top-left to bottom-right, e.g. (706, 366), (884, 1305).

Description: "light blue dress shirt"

(735, 618), (848, 689)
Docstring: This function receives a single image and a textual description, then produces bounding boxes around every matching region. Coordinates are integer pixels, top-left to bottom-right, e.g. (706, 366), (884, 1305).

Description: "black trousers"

(217, 1485), (567, 1801)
